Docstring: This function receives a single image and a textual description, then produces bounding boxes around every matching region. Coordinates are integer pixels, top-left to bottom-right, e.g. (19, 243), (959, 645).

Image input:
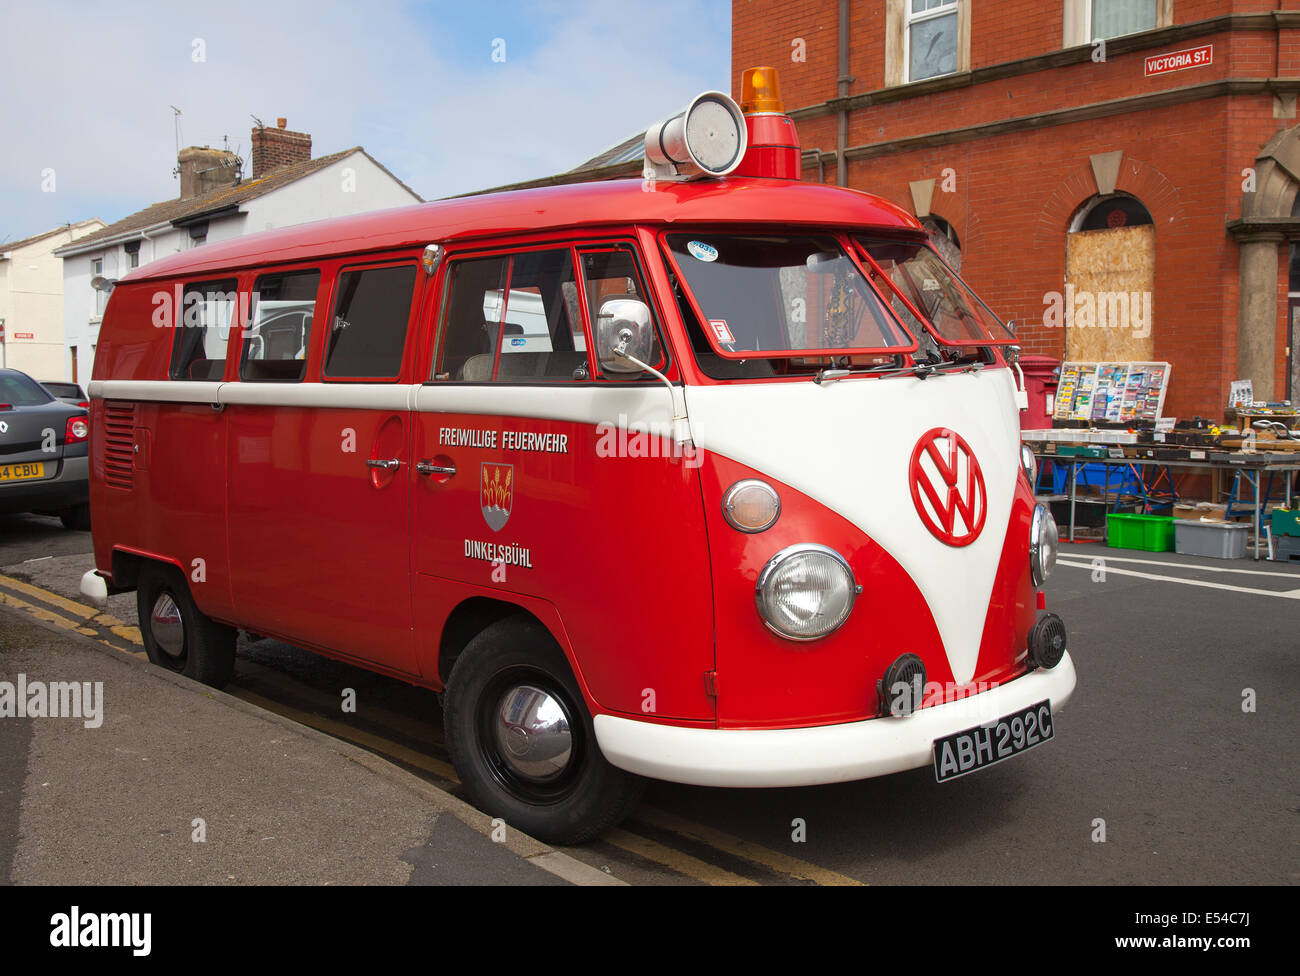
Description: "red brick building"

(733, 0), (1300, 420)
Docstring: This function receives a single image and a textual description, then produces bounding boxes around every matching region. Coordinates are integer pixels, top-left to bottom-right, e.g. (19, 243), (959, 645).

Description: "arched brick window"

(1071, 193), (1154, 232)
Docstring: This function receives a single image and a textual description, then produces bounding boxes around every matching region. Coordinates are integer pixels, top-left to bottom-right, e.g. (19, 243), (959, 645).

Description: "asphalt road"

(1, 510), (1296, 885)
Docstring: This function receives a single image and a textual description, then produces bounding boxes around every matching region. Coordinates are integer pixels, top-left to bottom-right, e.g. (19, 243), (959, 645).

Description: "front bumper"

(594, 652), (1077, 787)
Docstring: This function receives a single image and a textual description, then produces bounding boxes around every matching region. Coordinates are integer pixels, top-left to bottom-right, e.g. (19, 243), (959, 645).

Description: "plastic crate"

(1106, 513), (1175, 551)
(1271, 508), (1300, 539)
(1174, 520), (1248, 559)
(1273, 533), (1300, 562)
(1077, 462), (1142, 497)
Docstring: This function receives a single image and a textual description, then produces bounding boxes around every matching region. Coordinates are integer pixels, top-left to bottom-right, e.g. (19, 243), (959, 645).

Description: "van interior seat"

(186, 359), (225, 381)
(692, 350), (776, 379)
(458, 351), (588, 382)
(245, 359), (305, 382)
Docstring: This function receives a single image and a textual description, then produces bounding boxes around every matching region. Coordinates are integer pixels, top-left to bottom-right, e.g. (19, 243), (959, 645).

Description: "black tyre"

(443, 616), (644, 845)
(136, 563), (236, 688)
(59, 503), (91, 531)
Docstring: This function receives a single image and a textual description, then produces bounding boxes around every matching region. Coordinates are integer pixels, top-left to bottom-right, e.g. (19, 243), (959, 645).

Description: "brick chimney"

(251, 118), (311, 179)
(177, 146), (241, 200)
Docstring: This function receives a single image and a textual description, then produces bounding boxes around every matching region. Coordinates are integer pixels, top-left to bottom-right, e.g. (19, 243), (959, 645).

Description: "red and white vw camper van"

(82, 70), (1073, 843)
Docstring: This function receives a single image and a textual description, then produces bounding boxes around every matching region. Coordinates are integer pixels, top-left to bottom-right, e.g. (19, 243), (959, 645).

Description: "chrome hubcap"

(150, 593), (185, 658)
(492, 684), (573, 782)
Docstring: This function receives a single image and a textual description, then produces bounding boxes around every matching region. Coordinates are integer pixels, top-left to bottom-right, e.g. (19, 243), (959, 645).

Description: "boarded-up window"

(1064, 200), (1155, 363)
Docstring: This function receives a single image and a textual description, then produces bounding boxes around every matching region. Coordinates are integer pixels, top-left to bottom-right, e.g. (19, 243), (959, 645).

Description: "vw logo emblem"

(909, 427), (987, 547)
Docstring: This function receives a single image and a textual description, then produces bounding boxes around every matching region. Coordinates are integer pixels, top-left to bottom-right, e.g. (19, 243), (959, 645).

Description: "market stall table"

(1029, 452), (1300, 559)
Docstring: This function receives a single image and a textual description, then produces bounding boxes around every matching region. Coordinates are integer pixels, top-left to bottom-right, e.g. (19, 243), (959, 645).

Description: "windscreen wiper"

(812, 358), (984, 383)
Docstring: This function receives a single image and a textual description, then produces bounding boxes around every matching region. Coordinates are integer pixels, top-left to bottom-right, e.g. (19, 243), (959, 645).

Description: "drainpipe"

(837, 0), (851, 186)
(139, 227), (157, 264)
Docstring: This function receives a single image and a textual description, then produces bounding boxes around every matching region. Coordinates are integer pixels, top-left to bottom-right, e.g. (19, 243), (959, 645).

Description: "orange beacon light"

(734, 66), (802, 180)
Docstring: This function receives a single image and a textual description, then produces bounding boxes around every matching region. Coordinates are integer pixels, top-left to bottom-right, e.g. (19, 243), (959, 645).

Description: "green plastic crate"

(1106, 513), (1175, 551)
(1271, 508), (1300, 538)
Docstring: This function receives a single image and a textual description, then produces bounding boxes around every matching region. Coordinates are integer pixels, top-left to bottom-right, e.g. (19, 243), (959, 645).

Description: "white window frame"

(90, 257), (106, 318)
(1065, 0), (1170, 48)
(1089, 0), (1156, 41)
(904, 0), (960, 84)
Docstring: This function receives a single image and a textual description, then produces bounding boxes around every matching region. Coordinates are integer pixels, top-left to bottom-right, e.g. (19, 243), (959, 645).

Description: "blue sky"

(0, 0), (730, 244)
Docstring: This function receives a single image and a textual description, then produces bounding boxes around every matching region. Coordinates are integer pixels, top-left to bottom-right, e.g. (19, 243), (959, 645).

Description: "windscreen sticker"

(708, 319), (735, 344)
(922, 278), (941, 291)
(686, 241), (718, 262)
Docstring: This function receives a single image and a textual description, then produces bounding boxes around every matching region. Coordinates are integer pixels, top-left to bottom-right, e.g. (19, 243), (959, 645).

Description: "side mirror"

(596, 298), (656, 374)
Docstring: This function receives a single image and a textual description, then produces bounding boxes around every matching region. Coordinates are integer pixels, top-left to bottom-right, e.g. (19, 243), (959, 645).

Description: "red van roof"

(119, 177), (922, 282)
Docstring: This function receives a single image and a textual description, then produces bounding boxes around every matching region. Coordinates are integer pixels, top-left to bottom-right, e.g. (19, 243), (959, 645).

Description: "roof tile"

(59, 147), (419, 252)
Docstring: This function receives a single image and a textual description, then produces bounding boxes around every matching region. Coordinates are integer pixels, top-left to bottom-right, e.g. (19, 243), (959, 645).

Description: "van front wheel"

(136, 563), (236, 689)
(443, 617), (644, 846)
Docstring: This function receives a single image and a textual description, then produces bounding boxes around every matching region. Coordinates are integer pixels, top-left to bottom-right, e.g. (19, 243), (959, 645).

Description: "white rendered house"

(55, 120), (422, 383)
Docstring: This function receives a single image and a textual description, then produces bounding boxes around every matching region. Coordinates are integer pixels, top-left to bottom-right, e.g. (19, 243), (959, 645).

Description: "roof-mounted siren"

(731, 66), (802, 180)
(643, 91), (748, 182)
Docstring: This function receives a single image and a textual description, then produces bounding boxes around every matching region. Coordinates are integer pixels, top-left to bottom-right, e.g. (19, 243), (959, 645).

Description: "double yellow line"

(0, 572), (142, 647)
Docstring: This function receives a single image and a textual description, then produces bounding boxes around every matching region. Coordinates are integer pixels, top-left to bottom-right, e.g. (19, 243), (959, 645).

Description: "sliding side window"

(324, 263), (418, 380)
(169, 278), (238, 381)
(240, 269), (320, 382)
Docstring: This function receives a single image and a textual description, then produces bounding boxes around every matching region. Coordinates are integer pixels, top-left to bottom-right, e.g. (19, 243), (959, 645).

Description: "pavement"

(0, 602), (623, 886)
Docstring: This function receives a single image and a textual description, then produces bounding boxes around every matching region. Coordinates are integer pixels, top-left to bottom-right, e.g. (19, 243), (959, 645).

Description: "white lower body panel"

(594, 654), (1077, 787)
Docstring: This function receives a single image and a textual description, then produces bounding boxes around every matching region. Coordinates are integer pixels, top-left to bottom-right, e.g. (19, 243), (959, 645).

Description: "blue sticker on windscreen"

(686, 240), (718, 262)
(510, 337), (525, 347)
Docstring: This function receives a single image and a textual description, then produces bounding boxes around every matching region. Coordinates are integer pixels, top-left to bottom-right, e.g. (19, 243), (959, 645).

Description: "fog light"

(879, 653), (926, 716)
(1027, 613), (1067, 669)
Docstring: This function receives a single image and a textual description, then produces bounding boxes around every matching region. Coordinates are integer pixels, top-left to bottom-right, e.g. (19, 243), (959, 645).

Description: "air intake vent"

(103, 401), (135, 490)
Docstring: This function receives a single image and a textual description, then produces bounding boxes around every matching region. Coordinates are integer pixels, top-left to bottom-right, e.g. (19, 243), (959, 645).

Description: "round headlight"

(1020, 444), (1038, 487)
(1030, 503), (1059, 586)
(722, 480), (781, 533)
(755, 544), (858, 641)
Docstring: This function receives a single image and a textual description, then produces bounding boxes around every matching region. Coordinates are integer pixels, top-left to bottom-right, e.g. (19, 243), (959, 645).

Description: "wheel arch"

(110, 546), (185, 592)
(439, 596), (554, 685)
(433, 593), (600, 710)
